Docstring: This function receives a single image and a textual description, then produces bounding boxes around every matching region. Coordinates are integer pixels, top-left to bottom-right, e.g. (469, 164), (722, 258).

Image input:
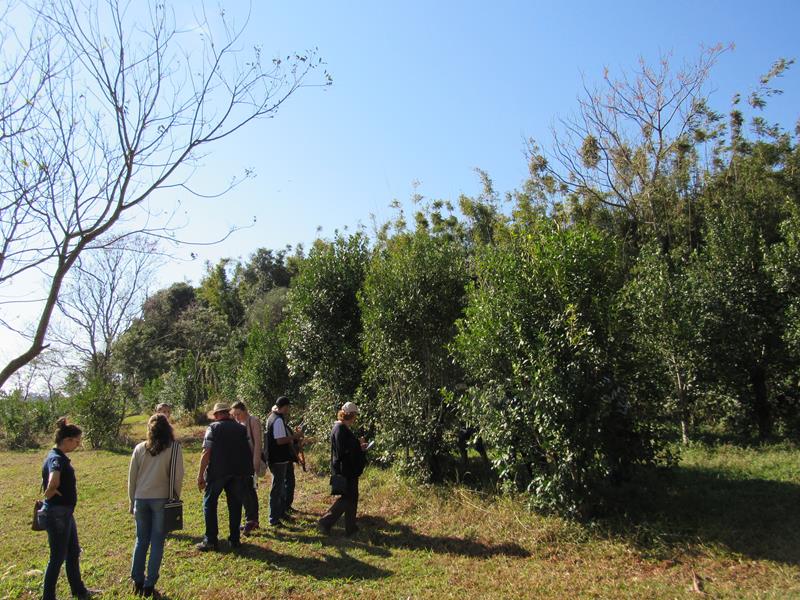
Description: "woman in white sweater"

(128, 414), (184, 598)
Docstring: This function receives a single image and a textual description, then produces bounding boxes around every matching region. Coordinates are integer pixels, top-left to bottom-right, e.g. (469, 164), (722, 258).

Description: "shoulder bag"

(164, 442), (183, 532)
(31, 499), (45, 531)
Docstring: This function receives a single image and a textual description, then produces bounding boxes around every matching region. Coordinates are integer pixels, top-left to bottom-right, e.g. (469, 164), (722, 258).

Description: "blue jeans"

(268, 462), (289, 524)
(131, 498), (167, 588)
(203, 475), (244, 544)
(41, 504), (87, 600)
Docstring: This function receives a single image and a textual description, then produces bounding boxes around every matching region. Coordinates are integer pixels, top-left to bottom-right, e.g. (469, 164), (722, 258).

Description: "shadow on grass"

(236, 542), (393, 581)
(170, 528), (393, 581)
(601, 465), (800, 565)
(290, 515), (530, 559)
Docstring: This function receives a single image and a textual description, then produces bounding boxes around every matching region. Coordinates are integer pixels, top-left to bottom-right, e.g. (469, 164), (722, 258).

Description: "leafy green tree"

(284, 233), (370, 434)
(453, 219), (668, 515)
(113, 282), (196, 386)
(689, 140), (795, 439)
(237, 324), (290, 418)
(620, 243), (700, 443)
(360, 229), (468, 481)
(198, 259), (245, 328)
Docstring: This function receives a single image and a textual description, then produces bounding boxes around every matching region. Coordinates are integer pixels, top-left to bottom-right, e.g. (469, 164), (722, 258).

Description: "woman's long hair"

(145, 413), (174, 456)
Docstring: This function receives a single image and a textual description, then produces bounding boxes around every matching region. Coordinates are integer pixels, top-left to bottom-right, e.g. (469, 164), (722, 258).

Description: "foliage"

(237, 324), (290, 418)
(619, 243), (700, 442)
(454, 219), (670, 515)
(70, 373), (126, 449)
(0, 389), (66, 449)
(284, 233), (370, 434)
(360, 229), (469, 481)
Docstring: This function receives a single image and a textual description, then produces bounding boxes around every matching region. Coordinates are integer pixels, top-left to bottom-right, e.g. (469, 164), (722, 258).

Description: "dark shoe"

(133, 581), (144, 596)
(196, 540), (218, 552)
(75, 589), (102, 599)
(142, 587), (153, 598)
(229, 538), (242, 549)
(345, 525), (360, 537)
(269, 520), (285, 528)
(242, 521), (259, 535)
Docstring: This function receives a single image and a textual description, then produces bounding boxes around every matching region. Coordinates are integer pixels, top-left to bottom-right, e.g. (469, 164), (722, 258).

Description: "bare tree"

(526, 45), (729, 226)
(0, 0), (329, 387)
(52, 235), (159, 376)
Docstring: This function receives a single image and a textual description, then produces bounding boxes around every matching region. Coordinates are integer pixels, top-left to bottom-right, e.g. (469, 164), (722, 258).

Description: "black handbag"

(330, 473), (347, 496)
(31, 499), (45, 531)
(164, 442), (183, 532)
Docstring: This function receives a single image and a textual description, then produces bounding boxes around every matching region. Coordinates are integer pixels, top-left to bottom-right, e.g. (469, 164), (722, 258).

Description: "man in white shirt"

(264, 396), (299, 526)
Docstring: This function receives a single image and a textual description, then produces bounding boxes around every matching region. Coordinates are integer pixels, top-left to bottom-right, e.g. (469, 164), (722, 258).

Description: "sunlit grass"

(1, 432), (798, 599)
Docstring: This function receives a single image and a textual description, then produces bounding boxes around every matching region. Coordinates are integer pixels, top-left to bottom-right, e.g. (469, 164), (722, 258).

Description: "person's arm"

(174, 444), (185, 498)
(128, 448), (140, 513)
(43, 471), (61, 500)
(197, 447), (210, 491)
(252, 417), (264, 470)
(274, 418), (294, 445)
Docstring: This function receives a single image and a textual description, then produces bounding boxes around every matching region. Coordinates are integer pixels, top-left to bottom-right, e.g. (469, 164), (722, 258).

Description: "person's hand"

(197, 475), (206, 491)
(359, 437), (368, 451)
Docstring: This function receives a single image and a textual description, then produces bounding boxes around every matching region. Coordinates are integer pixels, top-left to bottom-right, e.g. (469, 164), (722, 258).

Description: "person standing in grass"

(265, 396), (301, 527)
(40, 417), (99, 600)
(128, 414), (184, 598)
(196, 402), (253, 551)
(230, 401), (265, 534)
(318, 402), (368, 536)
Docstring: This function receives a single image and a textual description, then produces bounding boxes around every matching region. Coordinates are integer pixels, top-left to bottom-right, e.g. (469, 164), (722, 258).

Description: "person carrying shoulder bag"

(318, 402), (369, 536)
(128, 414), (184, 598)
(39, 417), (99, 600)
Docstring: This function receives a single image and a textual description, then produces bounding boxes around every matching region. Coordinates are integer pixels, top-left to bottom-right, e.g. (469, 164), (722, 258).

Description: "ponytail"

(54, 417), (82, 445)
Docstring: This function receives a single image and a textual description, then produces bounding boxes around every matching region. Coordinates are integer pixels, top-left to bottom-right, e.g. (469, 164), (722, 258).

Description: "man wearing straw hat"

(196, 402), (253, 551)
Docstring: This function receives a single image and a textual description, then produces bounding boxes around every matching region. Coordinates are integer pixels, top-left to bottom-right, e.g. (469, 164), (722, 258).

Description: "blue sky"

(166, 0), (800, 286)
(2, 1), (799, 374)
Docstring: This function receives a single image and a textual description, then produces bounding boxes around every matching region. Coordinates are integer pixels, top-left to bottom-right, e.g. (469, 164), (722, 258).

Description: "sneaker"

(242, 521), (259, 535)
(195, 540), (218, 552)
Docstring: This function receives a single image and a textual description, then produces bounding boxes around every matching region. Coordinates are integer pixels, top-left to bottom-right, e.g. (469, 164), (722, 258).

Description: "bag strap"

(169, 441), (180, 501)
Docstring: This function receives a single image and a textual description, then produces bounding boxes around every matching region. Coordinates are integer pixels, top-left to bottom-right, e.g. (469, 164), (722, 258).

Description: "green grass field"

(1, 422), (798, 599)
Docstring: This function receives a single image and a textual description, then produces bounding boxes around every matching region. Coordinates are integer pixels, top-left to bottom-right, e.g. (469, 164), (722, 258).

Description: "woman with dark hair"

(318, 402), (368, 536)
(40, 417), (97, 600)
(128, 414), (184, 597)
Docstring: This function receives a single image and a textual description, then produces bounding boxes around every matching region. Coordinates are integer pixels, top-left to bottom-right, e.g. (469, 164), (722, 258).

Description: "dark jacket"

(205, 418), (253, 482)
(330, 421), (366, 479)
(266, 412), (293, 465)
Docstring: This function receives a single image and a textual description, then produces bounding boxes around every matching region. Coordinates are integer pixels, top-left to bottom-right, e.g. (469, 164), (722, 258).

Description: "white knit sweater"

(128, 441), (184, 510)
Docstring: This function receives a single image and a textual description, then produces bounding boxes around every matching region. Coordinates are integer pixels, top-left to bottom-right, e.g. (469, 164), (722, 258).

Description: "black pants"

(319, 476), (359, 533)
(203, 475), (244, 544)
(242, 475), (259, 525)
